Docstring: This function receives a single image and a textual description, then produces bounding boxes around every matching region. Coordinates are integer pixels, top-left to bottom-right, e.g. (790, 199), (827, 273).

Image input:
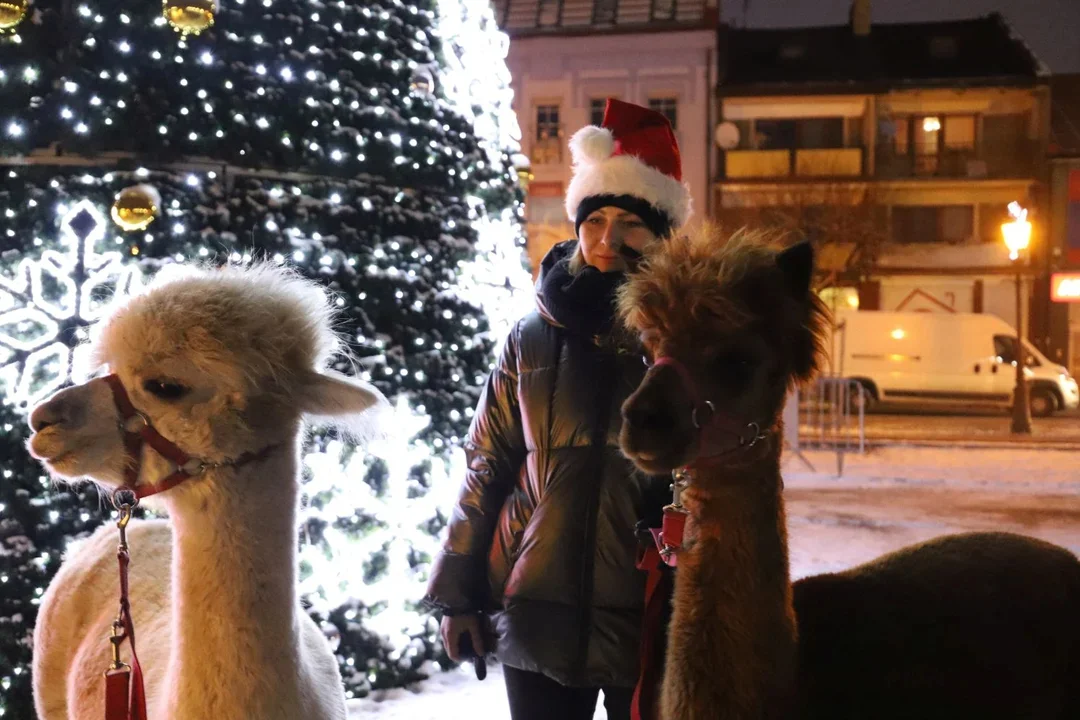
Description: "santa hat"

(565, 98), (692, 238)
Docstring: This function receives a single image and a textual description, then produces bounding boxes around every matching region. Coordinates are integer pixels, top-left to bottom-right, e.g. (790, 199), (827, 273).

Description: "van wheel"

(1029, 388), (1056, 418)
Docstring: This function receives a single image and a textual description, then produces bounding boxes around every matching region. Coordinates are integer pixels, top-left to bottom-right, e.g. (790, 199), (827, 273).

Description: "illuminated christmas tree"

(0, 0), (528, 714)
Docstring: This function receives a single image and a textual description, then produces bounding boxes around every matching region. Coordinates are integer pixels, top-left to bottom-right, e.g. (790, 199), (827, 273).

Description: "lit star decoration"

(0, 199), (143, 410)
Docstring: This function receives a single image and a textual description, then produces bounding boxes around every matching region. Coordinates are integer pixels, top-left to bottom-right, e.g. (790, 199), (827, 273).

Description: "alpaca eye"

(714, 352), (751, 375)
(642, 354), (654, 368)
(143, 379), (189, 400)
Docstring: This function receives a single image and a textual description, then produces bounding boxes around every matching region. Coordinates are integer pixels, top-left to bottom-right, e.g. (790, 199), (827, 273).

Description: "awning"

(723, 96), (868, 120)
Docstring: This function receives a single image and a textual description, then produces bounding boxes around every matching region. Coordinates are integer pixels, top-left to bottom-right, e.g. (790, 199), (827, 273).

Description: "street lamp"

(1001, 201), (1032, 434)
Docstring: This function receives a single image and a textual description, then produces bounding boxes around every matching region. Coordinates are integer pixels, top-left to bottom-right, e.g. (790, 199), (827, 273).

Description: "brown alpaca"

(618, 225), (1080, 720)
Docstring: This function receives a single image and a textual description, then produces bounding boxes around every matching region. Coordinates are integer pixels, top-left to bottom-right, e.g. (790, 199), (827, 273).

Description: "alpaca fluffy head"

(27, 262), (387, 494)
(618, 224), (830, 474)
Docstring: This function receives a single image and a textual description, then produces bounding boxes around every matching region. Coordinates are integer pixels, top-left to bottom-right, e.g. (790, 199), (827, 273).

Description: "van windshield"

(993, 335), (1041, 367)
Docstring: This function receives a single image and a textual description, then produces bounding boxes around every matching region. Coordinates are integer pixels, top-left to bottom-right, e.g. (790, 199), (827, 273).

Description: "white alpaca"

(27, 262), (388, 720)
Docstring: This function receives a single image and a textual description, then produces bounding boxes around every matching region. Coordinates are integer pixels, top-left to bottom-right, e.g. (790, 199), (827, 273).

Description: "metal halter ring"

(111, 487), (140, 512)
(180, 458), (208, 475)
(691, 400), (716, 430)
(741, 422), (764, 448)
(121, 412), (149, 434)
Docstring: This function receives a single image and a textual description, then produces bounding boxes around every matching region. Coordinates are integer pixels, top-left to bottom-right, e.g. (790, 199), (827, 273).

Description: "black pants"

(503, 665), (633, 720)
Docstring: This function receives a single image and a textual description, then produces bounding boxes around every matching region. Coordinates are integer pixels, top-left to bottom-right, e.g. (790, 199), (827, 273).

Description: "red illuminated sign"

(1051, 273), (1080, 302)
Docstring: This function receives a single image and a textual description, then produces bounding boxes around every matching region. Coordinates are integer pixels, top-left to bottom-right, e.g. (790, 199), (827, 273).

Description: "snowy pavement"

(350, 445), (1080, 719)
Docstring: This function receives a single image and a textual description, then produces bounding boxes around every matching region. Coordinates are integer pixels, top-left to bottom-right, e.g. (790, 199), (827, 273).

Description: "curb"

(820, 436), (1080, 451)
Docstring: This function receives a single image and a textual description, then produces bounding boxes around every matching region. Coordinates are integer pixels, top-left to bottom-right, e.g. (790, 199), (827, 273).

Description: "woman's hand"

(441, 613), (486, 662)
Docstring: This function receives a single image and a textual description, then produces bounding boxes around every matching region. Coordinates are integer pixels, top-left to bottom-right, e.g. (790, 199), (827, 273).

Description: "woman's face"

(578, 206), (658, 273)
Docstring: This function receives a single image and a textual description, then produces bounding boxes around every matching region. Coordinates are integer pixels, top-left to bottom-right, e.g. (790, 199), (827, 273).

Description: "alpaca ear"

(294, 370), (389, 444)
(776, 241), (814, 300)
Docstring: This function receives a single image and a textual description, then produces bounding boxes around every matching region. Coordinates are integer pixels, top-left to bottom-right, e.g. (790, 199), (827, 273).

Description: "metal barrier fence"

(784, 377), (867, 476)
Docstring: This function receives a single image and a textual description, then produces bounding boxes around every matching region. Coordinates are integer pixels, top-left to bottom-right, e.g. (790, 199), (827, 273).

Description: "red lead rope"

(96, 373), (277, 720)
(631, 490), (688, 720)
(105, 502), (148, 720)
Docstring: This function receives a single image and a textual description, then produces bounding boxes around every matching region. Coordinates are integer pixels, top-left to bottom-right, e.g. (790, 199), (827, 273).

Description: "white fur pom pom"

(569, 126), (615, 165)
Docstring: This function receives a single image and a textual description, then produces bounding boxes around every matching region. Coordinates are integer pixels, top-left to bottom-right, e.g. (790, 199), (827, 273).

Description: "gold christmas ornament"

(516, 166), (534, 192)
(111, 185), (161, 232)
(163, 0), (216, 36)
(0, 0), (30, 32)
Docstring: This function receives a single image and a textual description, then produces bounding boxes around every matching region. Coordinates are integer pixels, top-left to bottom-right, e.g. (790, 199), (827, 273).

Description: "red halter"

(99, 373), (276, 720)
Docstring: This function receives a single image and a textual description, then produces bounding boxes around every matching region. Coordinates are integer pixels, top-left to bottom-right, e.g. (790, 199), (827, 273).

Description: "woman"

(424, 99), (692, 720)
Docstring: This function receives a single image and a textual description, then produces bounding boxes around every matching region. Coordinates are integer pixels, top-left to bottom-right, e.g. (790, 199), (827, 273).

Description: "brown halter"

(650, 355), (769, 463)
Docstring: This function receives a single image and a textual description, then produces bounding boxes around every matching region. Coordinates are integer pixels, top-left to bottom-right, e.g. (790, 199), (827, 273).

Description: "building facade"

(714, 8), (1050, 345)
(1047, 74), (1080, 376)
(494, 0), (720, 274)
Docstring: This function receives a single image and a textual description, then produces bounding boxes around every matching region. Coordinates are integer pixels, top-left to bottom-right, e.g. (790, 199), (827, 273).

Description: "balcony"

(530, 130), (564, 166)
(723, 147), (864, 180)
(493, 0), (713, 34)
(875, 140), (1038, 180)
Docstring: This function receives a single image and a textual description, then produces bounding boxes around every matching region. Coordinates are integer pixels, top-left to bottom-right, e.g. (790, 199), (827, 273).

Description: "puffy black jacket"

(424, 242), (667, 688)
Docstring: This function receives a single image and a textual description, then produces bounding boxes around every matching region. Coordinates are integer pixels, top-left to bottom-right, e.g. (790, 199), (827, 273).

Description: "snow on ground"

(348, 663), (536, 719)
(351, 445), (1080, 719)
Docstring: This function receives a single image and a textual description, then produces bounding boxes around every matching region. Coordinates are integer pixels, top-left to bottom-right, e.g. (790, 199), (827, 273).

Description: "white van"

(828, 310), (1080, 417)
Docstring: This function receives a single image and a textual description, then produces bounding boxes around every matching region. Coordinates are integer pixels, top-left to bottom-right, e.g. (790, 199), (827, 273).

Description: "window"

(846, 116), (865, 147)
(733, 119), (753, 149)
(994, 335), (1040, 367)
(912, 116), (941, 173)
(754, 119), (795, 149)
(745, 118), (846, 150)
(652, 0), (676, 21)
(796, 118), (845, 149)
(648, 97), (678, 130)
(944, 115), (976, 149)
(978, 203), (1012, 243)
(535, 104), (560, 142)
(589, 98), (607, 127)
(538, 0), (559, 26)
(891, 205), (974, 244)
(592, 0), (616, 24)
(940, 206), (973, 243)
(891, 117), (909, 153)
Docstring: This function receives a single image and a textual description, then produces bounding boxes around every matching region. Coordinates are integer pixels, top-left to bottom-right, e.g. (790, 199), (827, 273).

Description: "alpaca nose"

(623, 391), (678, 434)
(29, 396), (70, 432)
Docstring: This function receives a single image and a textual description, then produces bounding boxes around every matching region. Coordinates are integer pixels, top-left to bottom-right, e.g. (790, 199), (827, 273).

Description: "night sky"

(725, 0), (1080, 73)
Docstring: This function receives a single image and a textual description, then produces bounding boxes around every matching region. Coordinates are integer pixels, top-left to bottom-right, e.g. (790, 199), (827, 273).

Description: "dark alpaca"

(617, 224), (1080, 720)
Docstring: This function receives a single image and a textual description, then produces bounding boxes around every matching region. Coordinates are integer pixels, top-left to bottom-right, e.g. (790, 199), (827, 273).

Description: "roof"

(493, 0), (718, 37)
(1050, 74), (1080, 156)
(720, 13), (1045, 95)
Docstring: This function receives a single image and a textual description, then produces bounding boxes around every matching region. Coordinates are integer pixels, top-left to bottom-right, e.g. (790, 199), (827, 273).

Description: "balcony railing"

(720, 142), (1039, 181)
(874, 141), (1038, 180)
(723, 147), (864, 180)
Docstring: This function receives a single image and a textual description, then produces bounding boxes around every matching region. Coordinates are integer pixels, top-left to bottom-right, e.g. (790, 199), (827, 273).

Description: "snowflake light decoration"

(0, 199), (143, 410)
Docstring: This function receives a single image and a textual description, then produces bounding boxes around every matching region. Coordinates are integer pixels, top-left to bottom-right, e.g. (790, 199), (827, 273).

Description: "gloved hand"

(440, 613), (488, 680)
